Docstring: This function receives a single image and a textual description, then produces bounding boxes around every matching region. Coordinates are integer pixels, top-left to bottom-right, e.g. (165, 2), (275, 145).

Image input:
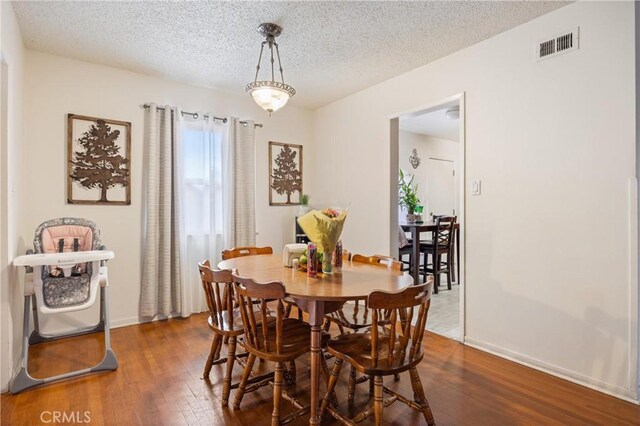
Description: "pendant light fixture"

(245, 23), (296, 116)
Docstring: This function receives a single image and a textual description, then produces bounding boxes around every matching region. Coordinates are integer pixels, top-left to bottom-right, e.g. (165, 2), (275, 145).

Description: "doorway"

(389, 93), (465, 342)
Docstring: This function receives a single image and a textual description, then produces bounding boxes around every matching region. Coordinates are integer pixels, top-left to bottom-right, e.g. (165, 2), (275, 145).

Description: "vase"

(322, 250), (333, 274)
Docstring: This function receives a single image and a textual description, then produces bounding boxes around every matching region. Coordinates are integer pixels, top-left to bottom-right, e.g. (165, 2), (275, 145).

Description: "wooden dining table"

(218, 253), (413, 425)
(400, 221), (461, 285)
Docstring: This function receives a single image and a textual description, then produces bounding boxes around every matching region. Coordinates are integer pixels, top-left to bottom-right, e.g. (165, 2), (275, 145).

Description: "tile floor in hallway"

(427, 283), (460, 340)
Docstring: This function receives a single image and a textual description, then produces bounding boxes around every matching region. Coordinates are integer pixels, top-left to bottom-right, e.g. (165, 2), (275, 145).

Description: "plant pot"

(298, 205), (310, 216)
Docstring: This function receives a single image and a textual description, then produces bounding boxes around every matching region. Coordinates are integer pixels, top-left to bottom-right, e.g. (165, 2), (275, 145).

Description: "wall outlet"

(472, 180), (481, 196)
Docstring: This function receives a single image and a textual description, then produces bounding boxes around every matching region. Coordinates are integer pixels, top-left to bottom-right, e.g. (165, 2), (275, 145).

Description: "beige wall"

(0, 2), (25, 392)
(311, 1), (638, 400)
(18, 51), (312, 340)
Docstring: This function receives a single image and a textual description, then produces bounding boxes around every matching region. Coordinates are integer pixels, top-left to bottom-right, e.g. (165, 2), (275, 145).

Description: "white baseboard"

(464, 336), (640, 404)
(109, 316), (145, 329)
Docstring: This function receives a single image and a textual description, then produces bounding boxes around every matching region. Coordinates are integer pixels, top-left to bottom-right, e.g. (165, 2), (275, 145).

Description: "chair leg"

(297, 306), (303, 320)
(373, 375), (384, 426)
(369, 373), (375, 396)
(446, 259), (452, 290)
(214, 334), (223, 360)
(433, 254), (440, 294)
(320, 351), (338, 407)
(222, 335), (237, 407)
(348, 365), (357, 403)
(450, 246), (456, 283)
(271, 362), (284, 426)
(285, 360), (296, 386)
(204, 334), (221, 378)
(409, 367), (435, 426)
(323, 319), (332, 333)
(284, 303), (292, 319)
(233, 353), (256, 409)
(320, 358), (344, 417)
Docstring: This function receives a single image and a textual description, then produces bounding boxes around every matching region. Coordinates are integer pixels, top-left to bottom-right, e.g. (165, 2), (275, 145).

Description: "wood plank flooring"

(2, 313), (639, 425)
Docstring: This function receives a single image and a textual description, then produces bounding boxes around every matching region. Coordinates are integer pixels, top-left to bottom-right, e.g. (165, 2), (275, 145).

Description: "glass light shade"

(250, 87), (290, 114)
(246, 81), (296, 115)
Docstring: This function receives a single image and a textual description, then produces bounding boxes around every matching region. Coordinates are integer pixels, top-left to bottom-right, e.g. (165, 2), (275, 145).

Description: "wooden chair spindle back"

(198, 261), (235, 330)
(232, 274), (286, 354)
(367, 282), (432, 367)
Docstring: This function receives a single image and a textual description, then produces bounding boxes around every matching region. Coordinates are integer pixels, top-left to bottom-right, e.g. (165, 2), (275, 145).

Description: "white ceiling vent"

(535, 27), (579, 62)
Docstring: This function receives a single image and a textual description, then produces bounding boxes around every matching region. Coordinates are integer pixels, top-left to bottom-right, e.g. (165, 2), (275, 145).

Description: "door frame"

(389, 92), (466, 342)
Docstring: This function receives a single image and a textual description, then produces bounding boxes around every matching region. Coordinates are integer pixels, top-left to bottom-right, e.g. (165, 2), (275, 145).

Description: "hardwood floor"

(2, 313), (639, 425)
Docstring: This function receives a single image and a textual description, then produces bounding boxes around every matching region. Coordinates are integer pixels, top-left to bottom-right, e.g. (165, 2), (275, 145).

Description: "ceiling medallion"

(245, 23), (296, 116)
(409, 148), (421, 169)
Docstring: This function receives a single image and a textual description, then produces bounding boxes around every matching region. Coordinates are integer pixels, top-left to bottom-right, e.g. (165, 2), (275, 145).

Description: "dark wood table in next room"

(400, 221), (461, 285)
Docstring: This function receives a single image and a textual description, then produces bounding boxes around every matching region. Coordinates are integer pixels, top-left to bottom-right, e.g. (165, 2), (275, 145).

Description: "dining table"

(218, 253), (413, 425)
(400, 221), (461, 285)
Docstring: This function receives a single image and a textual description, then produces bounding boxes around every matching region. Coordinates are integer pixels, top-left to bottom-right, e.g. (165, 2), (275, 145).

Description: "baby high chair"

(11, 218), (117, 393)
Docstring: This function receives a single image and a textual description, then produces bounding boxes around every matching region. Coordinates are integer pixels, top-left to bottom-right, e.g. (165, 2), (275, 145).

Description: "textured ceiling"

(12, 1), (569, 109)
(400, 107), (460, 142)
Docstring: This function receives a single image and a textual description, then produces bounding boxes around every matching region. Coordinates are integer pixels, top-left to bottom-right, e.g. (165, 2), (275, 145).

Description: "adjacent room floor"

(426, 284), (460, 340)
(2, 313), (638, 425)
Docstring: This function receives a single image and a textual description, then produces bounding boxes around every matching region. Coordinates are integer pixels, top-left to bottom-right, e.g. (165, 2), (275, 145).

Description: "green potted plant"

(399, 170), (421, 222)
(298, 193), (311, 215)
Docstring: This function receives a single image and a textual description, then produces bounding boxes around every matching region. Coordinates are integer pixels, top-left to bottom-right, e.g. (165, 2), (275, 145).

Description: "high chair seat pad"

(43, 274), (90, 307)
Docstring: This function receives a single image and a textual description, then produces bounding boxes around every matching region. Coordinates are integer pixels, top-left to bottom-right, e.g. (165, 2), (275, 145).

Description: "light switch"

(472, 180), (481, 196)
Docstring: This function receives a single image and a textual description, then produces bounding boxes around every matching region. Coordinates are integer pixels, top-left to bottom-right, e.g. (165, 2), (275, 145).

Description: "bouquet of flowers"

(297, 208), (348, 274)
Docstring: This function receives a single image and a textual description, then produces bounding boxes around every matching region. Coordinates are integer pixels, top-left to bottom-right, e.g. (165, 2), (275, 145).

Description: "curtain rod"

(142, 104), (263, 128)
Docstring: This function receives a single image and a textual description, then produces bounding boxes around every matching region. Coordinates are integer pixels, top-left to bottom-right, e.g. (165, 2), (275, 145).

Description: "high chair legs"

(10, 286), (118, 394)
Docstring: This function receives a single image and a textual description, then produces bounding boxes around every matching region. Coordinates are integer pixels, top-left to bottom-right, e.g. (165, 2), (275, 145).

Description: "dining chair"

(323, 253), (403, 403)
(398, 226), (423, 272)
(231, 274), (332, 425)
(420, 216), (456, 294)
(221, 246), (303, 320)
(221, 246), (273, 259)
(198, 261), (274, 407)
(320, 281), (436, 426)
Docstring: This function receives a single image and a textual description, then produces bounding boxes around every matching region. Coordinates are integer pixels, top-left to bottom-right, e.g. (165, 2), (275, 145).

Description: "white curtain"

(140, 104), (186, 318)
(141, 109), (256, 318)
(180, 115), (232, 315)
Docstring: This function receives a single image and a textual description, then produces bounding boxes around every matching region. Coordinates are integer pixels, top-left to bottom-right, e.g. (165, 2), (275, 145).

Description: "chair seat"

(326, 331), (423, 376)
(325, 301), (372, 331)
(208, 308), (273, 336)
(243, 318), (320, 362)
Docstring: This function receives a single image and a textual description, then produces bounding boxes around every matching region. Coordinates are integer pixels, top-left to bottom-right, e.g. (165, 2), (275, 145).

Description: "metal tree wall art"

(269, 141), (303, 205)
(67, 114), (131, 205)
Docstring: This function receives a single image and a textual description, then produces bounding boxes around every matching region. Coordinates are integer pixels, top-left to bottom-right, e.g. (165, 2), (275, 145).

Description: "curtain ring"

(193, 113), (199, 120)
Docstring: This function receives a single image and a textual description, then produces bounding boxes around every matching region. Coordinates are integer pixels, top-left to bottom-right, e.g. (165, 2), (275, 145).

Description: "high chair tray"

(14, 250), (115, 267)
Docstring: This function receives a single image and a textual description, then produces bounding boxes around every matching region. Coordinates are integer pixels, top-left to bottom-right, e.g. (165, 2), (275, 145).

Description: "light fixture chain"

(254, 41), (267, 83)
(274, 42), (286, 84)
(269, 39), (275, 82)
